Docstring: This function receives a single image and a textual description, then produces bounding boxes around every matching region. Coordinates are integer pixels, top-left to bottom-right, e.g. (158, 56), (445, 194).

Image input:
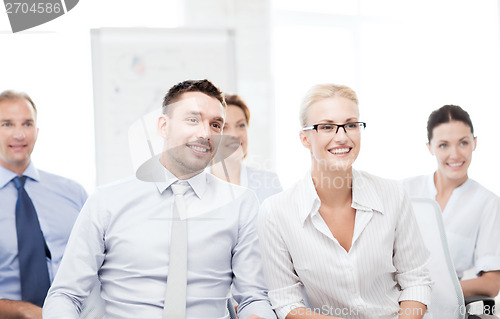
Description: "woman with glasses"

(258, 84), (432, 319)
(403, 105), (500, 298)
(211, 93), (282, 203)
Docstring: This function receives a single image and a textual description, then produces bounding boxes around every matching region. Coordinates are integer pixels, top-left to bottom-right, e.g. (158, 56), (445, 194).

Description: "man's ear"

(300, 130), (312, 150)
(34, 127), (39, 143)
(473, 136), (477, 151)
(158, 114), (168, 139)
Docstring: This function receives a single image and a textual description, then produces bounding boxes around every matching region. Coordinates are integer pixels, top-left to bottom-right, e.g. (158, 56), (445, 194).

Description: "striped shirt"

(258, 169), (432, 319)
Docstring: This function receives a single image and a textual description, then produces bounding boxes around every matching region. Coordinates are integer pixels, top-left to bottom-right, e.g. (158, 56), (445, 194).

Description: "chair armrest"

(465, 296), (496, 316)
(465, 296), (496, 307)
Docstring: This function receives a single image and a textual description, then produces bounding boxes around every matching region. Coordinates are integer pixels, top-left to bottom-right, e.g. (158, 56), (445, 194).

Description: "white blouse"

(259, 170), (432, 319)
(403, 174), (500, 279)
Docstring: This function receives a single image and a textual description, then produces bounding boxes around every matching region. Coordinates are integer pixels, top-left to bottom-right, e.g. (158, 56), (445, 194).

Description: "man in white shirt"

(43, 79), (275, 319)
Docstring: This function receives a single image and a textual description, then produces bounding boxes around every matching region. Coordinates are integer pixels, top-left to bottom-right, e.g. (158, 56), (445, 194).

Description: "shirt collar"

(152, 157), (206, 199)
(298, 169), (384, 224)
(351, 169), (384, 214)
(22, 162), (40, 181)
(0, 162), (40, 189)
(430, 171), (471, 196)
(428, 172), (438, 197)
(298, 171), (322, 224)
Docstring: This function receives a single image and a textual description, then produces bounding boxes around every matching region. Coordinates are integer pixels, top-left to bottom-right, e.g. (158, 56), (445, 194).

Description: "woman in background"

(403, 105), (500, 297)
(259, 83), (431, 319)
(211, 94), (282, 203)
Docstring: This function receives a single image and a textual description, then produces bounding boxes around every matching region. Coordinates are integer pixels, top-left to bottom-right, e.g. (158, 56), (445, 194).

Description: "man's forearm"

(0, 299), (42, 319)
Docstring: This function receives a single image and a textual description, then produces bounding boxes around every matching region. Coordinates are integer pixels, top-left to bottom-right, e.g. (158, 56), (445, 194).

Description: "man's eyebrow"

(213, 116), (224, 123)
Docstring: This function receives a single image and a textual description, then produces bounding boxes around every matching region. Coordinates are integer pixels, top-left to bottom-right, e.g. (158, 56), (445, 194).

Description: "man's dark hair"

(162, 79), (226, 115)
(427, 105), (474, 142)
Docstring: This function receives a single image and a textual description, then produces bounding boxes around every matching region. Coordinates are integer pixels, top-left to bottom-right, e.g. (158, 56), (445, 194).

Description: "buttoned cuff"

(399, 285), (432, 307)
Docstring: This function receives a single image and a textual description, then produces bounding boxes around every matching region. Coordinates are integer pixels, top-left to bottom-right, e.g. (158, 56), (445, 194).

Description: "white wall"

(272, 0), (500, 196)
(1, 0), (499, 197)
(183, 0), (276, 171)
(0, 0), (182, 192)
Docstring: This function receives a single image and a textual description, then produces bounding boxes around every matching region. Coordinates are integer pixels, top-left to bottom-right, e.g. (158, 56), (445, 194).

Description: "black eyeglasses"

(302, 122), (366, 134)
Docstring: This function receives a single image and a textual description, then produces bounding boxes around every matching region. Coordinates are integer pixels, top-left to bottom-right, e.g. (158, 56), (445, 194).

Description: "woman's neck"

(433, 170), (468, 194)
(311, 164), (353, 207)
(433, 170), (468, 211)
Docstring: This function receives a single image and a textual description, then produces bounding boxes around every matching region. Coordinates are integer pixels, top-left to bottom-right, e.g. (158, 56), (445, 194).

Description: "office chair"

(411, 197), (498, 319)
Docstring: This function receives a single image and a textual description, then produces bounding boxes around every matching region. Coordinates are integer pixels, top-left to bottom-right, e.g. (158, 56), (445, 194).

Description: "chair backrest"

(411, 197), (466, 319)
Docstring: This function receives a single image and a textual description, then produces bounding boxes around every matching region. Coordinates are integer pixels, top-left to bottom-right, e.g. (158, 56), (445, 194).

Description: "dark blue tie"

(13, 175), (51, 307)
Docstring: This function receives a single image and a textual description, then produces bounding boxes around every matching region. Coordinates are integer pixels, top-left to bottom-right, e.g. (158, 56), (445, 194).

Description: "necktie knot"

(13, 175), (27, 190)
(171, 183), (190, 197)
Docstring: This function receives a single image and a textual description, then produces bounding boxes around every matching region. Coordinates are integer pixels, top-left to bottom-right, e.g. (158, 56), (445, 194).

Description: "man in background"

(0, 90), (88, 319)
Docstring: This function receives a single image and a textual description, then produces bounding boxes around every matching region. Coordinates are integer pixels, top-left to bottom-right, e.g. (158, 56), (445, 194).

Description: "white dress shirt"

(43, 158), (275, 319)
(403, 174), (500, 279)
(258, 170), (432, 319)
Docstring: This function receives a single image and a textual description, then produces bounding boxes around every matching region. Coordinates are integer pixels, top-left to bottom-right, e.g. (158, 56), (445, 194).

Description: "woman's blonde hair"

(299, 84), (358, 127)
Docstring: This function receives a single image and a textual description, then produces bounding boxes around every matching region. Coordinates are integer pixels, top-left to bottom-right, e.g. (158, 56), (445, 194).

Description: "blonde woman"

(259, 84), (432, 319)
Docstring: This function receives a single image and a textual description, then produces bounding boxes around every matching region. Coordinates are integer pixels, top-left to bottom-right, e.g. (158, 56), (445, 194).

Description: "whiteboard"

(91, 28), (236, 185)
